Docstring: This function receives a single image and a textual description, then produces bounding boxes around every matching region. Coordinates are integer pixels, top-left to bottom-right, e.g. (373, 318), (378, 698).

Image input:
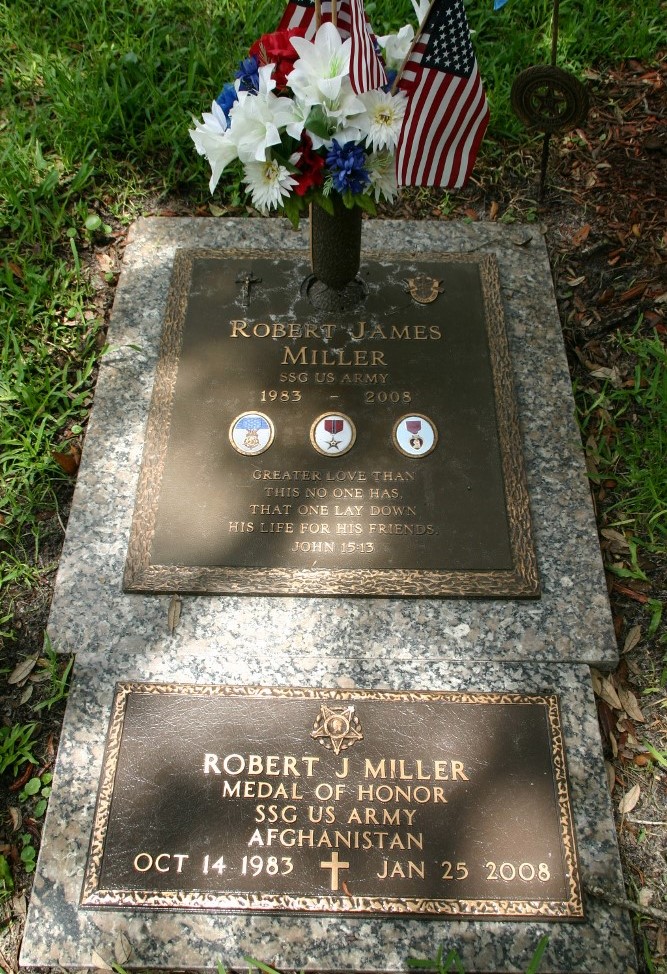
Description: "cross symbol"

(235, 270), (261, 307)
(320, 851), (350, 891)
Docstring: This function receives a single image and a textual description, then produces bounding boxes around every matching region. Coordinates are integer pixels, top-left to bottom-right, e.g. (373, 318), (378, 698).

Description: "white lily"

(376, 24), (415, 71)
(411, 0), (431, 26)
(229, 64), (300, 163)
(288, 22), (352, 107)
(189, 101), (239, 193)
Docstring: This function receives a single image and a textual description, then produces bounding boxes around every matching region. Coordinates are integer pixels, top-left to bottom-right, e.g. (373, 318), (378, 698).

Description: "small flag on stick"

(394, 0), (489, 187)
(277, 0), (386, 93)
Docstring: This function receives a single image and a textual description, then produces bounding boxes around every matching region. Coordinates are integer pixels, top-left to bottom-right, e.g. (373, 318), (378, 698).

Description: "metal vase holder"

(305, 199), (366, 311)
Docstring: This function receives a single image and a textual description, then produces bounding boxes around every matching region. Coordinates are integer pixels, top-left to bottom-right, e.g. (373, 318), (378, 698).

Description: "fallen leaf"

(623, 625), (642, 654)
(599, 676), (624, 711)
(8, 807), (21, 832)
(604, 760), (616, 793)
(168, 594), (182, 634)
(591, 668), (603, 696)
(618, 688), (645, 723)
(51, 444), (81, 475)
(209, 202), (227, 217)
(618, 782), (641, 814)
(114, 932), (132, 965)
(19, 684), (33, 705)
(571, 224), (591, 246)
(90, 950), (112, 971)
(566, 275), (586, 286)
(590, 366), (623, 387)
(489, 201), (499, 220)
(601, 528), (629, 548)
(8, 655), (38, 685)
(11, 893), (26, 917)
(95, 252), (115, 273)
(638, 887), (654, 907)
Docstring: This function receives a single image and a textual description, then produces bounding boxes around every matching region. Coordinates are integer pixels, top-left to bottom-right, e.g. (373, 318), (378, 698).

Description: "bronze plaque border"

(123, 249), (539, 598)
(81, 684), (582, 919)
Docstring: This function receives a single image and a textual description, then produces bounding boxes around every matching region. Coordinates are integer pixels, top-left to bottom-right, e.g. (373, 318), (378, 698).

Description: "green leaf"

(341, 190), (355, 209)
(23, 776), (41, 796)
(355, 193), (377, 215)
(313, 193), (335, 216)
(0, 854), (14, 894)
(84, 213), (103, 232)
(34, 799), (48, 818)
(304, 107), (331, 140)
(526, 936), (549, 974)
(243, 958), (282, 974)
(20, 845), (36, 864)
(641, 740), (667, 768)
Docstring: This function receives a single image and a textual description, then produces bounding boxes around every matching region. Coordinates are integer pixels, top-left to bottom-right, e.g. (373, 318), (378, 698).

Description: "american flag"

(277, 0), (386, 93)
(395, 0), (489, 187)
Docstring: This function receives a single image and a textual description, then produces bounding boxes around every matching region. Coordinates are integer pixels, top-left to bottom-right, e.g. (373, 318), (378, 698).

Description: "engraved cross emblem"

(320, 851), (350, 891)
(235, 270), (261, 307)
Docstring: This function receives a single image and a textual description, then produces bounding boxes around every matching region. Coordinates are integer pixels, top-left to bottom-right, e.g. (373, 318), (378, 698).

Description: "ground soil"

(1, 56), (666, 973)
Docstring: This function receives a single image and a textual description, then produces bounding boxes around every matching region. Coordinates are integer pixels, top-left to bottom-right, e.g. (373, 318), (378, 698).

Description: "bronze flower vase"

(307, 198), (366, 311)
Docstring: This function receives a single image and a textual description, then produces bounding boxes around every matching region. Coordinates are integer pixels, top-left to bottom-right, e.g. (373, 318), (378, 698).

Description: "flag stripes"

(277, 0), (385, 93)
(395, 0), (489, 187)
(347, 0), (387, 93)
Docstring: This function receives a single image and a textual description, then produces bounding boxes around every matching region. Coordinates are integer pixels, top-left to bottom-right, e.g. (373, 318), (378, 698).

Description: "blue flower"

(383, 68), (398, 92)
(216, 82), (238, 121)
(325, 140), (370, 195)
(235, 55), (260, 93)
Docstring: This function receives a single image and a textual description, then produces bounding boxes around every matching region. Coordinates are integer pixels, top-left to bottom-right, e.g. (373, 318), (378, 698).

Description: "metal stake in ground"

(509, 0), (589, 200)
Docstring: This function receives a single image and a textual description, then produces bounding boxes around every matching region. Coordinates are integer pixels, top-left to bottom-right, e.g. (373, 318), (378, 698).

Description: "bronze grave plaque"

(81, 684), (582, 918)
(124, 250), (538, 597)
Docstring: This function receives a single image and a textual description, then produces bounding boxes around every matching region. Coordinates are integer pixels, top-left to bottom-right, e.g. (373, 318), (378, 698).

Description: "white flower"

(357, 89), (407, 152)
(242, 158), (298, 212)
(189, 101), (239, 193)
(376, 24), (415, 70)
(366, 150), (398, 202)
(411, 0), (431, 26)
(229, 64), (300, 163)
(288, 22), (352, 107)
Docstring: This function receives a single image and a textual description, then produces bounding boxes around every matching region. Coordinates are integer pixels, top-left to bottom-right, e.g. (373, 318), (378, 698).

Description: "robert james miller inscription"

(123, 250), (538, 597)
(81, 685), (582, 918)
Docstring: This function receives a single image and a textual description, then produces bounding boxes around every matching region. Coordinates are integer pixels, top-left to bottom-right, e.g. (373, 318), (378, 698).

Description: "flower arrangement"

(189, 18), (416, 226)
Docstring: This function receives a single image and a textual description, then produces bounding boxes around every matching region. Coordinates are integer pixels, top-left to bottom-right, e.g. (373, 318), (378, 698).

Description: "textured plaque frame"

(81, 684), (582, 919)
(124, 250), (538, 597)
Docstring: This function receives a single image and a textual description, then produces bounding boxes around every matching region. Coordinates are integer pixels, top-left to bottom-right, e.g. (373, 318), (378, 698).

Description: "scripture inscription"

(123, 250), (539, 597)
(81, 685), (583, 918)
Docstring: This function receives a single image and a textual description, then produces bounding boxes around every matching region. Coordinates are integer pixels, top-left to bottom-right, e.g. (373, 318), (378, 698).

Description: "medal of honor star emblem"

(393, 414), (438, 458)
(229, 412), (275, 456)
(311, 704), (364, 755)
(310, 413), (356, 457)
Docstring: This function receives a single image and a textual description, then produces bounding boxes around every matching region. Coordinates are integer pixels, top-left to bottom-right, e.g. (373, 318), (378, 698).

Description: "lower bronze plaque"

(81, 685), (582, 918)
(123, 250), (538, 597)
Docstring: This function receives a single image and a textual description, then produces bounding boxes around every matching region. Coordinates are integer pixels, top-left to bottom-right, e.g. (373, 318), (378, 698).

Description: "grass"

(577, 325), (667, 547)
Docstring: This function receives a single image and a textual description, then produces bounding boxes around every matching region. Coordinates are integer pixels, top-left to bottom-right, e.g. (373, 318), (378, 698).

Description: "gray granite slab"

(21, 654), (636, 973)
(47, 217), (616, 666)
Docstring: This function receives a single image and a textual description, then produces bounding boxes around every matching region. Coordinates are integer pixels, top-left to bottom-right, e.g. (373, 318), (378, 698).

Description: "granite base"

(46, 218), (616, 667)
(21, 654), (635, 973)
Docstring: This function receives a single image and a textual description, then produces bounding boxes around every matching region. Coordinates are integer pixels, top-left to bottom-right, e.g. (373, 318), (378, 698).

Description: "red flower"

(292, 135), (325, 196)
(249, 28), (303, 90)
